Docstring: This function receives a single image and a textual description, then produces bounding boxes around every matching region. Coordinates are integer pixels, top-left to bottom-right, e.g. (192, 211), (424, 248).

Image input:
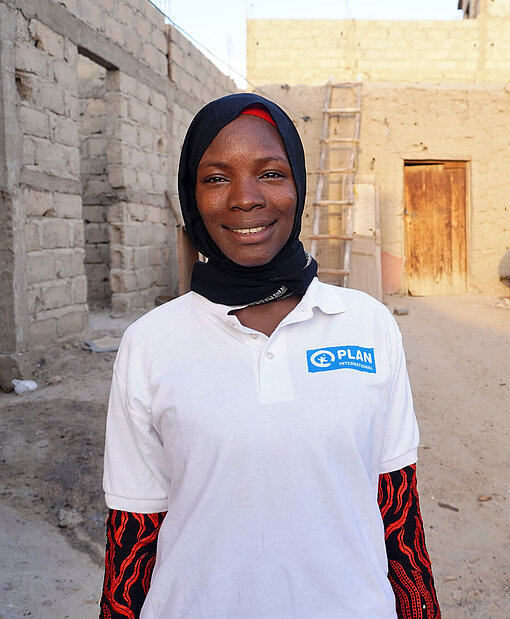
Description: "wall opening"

(404, 160), (467, 296)
(78, 54), (115, 309)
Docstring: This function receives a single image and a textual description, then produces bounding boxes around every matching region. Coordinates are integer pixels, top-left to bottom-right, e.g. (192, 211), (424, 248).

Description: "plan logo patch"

(306, 346), (376, 374)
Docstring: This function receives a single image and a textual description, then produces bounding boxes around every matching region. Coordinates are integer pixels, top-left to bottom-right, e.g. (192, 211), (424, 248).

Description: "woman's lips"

(224, 221), (276, 236)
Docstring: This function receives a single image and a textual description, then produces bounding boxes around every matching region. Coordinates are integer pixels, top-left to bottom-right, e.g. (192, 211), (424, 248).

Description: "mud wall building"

(0, 0), (236, 388)
(246, 0), (510, 297)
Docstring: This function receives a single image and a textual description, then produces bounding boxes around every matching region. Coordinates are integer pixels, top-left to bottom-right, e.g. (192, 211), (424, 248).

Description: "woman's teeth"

(231, 225), (269, 234)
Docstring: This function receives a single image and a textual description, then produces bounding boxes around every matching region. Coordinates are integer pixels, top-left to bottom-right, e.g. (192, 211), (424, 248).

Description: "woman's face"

(195, 115), (297, 267)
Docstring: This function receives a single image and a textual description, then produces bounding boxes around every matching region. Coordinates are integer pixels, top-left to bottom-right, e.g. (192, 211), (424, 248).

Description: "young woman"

(101, 93), (440, 618)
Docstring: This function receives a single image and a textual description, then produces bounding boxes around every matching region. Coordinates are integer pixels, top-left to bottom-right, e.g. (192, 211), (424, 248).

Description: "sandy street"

(0, 293), (509, 618)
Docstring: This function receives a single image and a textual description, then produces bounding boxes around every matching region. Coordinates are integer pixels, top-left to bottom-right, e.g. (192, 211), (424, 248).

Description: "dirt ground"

(0, 293), (509, 618)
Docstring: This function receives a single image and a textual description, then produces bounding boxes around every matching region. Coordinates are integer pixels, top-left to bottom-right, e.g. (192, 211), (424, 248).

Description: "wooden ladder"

(309, 79), (362, 287)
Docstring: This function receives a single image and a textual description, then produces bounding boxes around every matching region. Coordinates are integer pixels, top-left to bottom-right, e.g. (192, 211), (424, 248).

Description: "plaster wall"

(256, 83), (510, 296)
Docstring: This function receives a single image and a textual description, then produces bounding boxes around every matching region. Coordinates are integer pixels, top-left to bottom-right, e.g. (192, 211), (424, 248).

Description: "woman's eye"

(261, 171), (283, 179)
(205, 176), (227, 184)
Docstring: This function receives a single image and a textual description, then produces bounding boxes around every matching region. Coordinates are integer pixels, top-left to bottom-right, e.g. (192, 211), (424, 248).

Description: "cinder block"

(128, 98), (147, 123)
(24, 187), (54, 217)
(136, 267), (155, 290)
(85, 243), (109, 264)
(23, 136), (37, 165)
(51, 115), (79, 147)
(57, 307), (87, 337)
(30, 316), (58, 346)
(144, 44), (166, 74)
(26, 251), (56, 284)
(117, 3), (135, 26)
(125, 31), (142, 57)
(34, 81), (66, 115)
(53, 60), (77, 89)
(136, 170), (152, 191)
(128, 203), (146, 222)
(84, 97), (105, 117)
(71, 220), (85, 247)
(152, 28), (167, 55)
(129, 148), (146, 169)
(64, 39), (78, 64)
(79, 0), (102, 30)
(136, 15), (151, 40)
(41, 281), (71, 310)
(133, 247), (149, 268)
(83, 205), (106, 223)
(53, 192), (82, 219)
(85, 262), (108, 284)
(55, 248), (85, 278)
(73, 275), (89, 304)
(29, 19), (64, 58)
(109, 165), (128, 188)
(34, 139), (69, 177)
(85, 222), (109, 244)
(25, 222), (41, 252)
(42, 220), (71, 249)
(20, 105), (50, 138)
(105, 15), (125, 46)
(87, 136), (107, 156)
(137, 127), (153, 150)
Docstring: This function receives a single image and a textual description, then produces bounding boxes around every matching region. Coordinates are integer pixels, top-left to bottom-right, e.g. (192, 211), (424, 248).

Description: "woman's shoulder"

(122, 292), (197, 341)
(311, 278), (391, 316)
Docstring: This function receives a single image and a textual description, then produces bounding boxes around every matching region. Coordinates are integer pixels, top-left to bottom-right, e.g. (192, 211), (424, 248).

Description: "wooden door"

(404, 161), (467, 295)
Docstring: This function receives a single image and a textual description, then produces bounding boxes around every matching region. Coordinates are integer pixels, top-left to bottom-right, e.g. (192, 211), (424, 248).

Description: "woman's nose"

(229, 176), (264, 211)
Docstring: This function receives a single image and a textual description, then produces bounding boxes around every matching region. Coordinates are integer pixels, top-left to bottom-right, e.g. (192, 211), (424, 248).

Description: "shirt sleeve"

(379, 318), (420, 474)
(378, 465), (441, 618)
(103, 333), (170, 513)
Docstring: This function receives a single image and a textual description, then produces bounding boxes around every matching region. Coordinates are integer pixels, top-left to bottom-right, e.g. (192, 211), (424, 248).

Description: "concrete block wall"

(105, 68), (170, 315)
(15, 10), (88, 347)
(167, 25), (237, 206)
(78, 55), (114, 307)
(253, 83), (510, 296)
(247, 14), (510, 85)
(0, 0), (236, 386)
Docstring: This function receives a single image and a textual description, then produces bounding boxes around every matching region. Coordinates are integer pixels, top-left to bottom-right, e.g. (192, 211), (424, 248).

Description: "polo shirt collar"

(192, 278), (347, 325)
(300, 277), (347, 316)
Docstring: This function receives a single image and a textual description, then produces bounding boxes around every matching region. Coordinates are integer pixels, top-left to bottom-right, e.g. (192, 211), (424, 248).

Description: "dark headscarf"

(178, 93), (317, 306)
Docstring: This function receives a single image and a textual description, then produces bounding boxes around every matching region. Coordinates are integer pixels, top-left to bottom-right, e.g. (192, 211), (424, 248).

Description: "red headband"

(239, 103), (277, 127)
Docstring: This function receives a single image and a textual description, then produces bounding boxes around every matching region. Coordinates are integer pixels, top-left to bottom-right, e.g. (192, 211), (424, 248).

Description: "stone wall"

(0, 0), (236, 387)
(247, 10), (510, 85)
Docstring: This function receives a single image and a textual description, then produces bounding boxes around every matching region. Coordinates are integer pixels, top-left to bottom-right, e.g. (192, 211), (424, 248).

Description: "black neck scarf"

(177, 93), (318, 306)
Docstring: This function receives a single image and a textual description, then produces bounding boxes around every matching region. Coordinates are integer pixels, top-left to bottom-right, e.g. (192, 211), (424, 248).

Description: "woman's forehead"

(199, 115), (288, 164)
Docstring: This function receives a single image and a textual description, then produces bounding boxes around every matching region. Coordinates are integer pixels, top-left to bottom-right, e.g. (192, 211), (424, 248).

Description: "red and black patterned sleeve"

(378, 464), (441, 619)
(100, 509), (166, 619)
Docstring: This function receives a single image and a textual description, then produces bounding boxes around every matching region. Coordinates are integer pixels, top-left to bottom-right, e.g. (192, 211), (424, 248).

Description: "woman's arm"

(378, 464), (441, 619)
(100, 509), (166, 619)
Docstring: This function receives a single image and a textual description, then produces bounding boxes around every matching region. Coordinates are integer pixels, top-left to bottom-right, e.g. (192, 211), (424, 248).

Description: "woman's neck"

(231, 294), (302, 337)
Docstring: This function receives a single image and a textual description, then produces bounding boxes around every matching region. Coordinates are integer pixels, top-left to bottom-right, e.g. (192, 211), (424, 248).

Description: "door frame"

(403, 159), (471, 295)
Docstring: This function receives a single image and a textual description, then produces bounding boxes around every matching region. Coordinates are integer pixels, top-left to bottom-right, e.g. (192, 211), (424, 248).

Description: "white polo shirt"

(103, 278), (418, 619)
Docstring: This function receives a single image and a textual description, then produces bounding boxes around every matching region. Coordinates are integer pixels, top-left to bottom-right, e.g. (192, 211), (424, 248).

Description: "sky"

(152, 1), (464, 85)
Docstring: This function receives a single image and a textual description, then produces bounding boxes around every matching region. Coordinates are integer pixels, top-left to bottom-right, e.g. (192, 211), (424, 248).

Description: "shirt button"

(266, 351), (274, 360)
(250, 333), (258, 340)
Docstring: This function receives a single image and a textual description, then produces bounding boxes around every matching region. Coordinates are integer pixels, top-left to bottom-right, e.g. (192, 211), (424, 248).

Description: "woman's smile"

(195, 115), (297, 267)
